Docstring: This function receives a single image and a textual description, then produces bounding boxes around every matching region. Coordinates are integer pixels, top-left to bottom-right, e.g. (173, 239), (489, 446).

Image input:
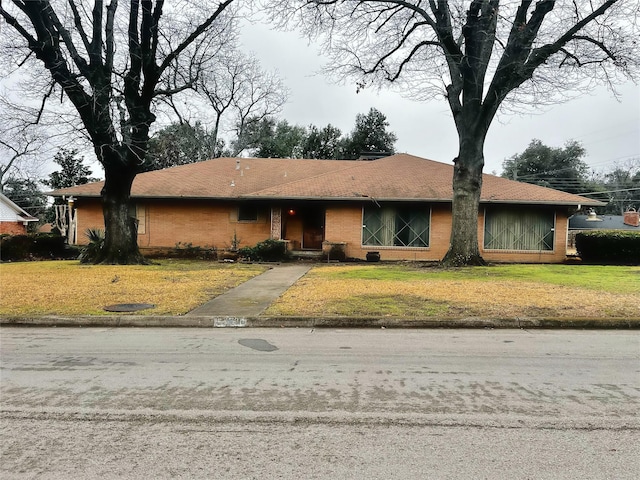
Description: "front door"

(302, 207), (324, 249)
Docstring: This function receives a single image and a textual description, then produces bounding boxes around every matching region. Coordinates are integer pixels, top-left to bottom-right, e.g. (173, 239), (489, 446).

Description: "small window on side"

(238, 205), (259, 222)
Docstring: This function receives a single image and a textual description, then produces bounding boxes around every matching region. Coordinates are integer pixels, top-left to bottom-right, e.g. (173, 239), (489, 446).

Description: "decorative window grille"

(484, 208), (554, 251)
(363, 206), (430, 247)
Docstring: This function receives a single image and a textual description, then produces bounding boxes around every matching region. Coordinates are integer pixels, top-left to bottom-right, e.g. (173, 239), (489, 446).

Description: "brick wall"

(74, 198), (272, 249)
(0, 222), (28, 235)
(74, 198), (570, 263)
(324, 203), (452, 261)
(74, 199), (103, 245)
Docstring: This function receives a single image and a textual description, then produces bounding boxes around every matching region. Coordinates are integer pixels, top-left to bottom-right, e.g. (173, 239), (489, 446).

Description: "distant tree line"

(502, 139), (639, 215)
(142, 107), (397, 171)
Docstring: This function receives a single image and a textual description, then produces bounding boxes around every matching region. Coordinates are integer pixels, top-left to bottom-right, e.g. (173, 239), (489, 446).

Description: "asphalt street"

(1, 328), (639, 479)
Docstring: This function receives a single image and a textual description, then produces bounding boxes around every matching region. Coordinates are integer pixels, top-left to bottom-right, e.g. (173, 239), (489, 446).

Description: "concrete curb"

(1, 315), (639, 329)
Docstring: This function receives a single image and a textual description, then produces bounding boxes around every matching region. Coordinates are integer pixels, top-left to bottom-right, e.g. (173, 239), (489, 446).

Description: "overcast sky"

(240, 19), (639, 177)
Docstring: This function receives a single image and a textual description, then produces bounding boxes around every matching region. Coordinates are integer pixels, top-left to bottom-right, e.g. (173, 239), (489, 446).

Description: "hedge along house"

(49, 154), (603, 263)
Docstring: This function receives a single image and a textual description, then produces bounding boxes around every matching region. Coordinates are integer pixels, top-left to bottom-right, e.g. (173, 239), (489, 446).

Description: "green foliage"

(238, 239), (289, 262)
(234, 108), (397, 160)
(0, 233), (77, 261)
(502, 139), (589, 194)
(78, 228), (105, 264)
(342, 108), (397, 159)
(238, 118), (307, 158)
(143, 122), (223, 172)
(173, 242), (217, 260)
(0, 234), (30, 261)
(44, 148), (100, 224)
(302, 124), (344, 159)
(44, 149), (98, 190)
(575, 230), (640, 265)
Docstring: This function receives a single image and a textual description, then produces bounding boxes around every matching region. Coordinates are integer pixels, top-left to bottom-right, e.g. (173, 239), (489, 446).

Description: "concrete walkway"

(186, 264), (312, 317)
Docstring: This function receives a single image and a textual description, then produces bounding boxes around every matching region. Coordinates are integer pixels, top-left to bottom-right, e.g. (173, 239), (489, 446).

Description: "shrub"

(173, 242), (217, 260)
(575, 230), (640, 265)
(324, 243), (346, 262)
(78, 228), (105, 264)
(238, 239), (289, 262)
(0, 234), (30, 261)
(31, 234), (67, 257)
(0, 233), (78, 261)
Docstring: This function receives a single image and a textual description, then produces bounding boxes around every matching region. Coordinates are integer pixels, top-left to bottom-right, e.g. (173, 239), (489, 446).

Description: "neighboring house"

(568, 209), (639, 251)
(49, 154), (603, 263)
(0, 192), (38, 235)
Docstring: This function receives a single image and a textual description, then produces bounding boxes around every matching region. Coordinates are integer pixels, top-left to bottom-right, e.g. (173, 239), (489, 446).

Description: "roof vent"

(235, 160), (240, 170)
(230, 180), (235, 187)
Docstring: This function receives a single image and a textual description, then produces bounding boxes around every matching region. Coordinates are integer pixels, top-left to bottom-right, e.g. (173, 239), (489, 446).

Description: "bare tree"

(0, 96), (47, 193)
(1, 0), (239, 264)
(199, 51), (289, 155)
(271, 0), (639, 265)
(0, 131), (43, 194)
(157, 37), (289, 157)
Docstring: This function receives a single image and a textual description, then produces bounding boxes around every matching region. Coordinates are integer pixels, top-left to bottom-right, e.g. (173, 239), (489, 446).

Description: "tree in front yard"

(1, 0), (239, 264)
(270, 0), (639, 265)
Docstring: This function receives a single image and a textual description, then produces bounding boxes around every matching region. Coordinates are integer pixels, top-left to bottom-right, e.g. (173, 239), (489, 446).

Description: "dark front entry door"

(302, 208), (324, 249)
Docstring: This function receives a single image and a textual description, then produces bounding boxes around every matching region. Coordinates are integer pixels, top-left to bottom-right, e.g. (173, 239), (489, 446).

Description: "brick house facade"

(51, 154), (601, 263)
(0, 192), (38, 235)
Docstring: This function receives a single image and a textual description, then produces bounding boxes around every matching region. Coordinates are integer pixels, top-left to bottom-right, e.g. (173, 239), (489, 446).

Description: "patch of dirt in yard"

(265, 277), (640, 318)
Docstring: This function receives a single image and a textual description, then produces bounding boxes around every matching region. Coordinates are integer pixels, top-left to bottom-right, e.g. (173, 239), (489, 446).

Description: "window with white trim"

(484, 207), (554, 251)
(363, 206), (430, 247)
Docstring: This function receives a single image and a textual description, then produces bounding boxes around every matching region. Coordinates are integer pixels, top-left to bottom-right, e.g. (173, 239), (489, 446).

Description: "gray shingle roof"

(569, 214), (639, 230)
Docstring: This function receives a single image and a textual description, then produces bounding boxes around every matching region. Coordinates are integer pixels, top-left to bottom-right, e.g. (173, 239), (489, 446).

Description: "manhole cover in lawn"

(104, 303), (156, 312)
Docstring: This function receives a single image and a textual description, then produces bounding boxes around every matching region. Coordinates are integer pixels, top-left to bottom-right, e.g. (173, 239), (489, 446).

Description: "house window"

(362, 206), (430, 247)
(484, 208), (554, 251)
(128, 204), (146, 235)
(238, 205), (259, 222)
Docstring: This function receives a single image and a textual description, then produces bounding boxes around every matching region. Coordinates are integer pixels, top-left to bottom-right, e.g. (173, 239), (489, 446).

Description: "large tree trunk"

(442, 136), (487, 267)
(96, 160), (147, 265)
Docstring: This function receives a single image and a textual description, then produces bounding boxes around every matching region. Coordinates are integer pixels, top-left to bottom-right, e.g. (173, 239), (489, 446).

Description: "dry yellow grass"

(2, 261), (638, 318)
(0, 260), (266, 316)
(265, 265), (640, 318)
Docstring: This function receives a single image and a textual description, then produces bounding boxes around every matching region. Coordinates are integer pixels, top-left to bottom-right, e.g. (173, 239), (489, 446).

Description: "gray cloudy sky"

(240, 20), (640, 178)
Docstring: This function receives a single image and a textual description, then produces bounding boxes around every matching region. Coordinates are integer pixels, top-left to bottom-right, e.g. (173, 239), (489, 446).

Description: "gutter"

(46, 193), (601, 207)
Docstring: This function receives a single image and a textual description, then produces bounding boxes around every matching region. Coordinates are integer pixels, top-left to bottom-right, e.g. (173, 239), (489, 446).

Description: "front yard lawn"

(1, 261), (638, 318)
(0, 260), (267, 316)
(264, 264), (640, 318)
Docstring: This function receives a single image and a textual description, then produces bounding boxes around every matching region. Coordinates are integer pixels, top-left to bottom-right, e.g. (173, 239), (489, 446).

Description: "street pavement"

(1, 328), (638, 479)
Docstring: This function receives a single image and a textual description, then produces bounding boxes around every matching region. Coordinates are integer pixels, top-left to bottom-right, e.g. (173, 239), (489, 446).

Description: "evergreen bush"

(0, 233), (77, 261)
(575, 230), (640, 264)
(238, 239), (289, 262)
